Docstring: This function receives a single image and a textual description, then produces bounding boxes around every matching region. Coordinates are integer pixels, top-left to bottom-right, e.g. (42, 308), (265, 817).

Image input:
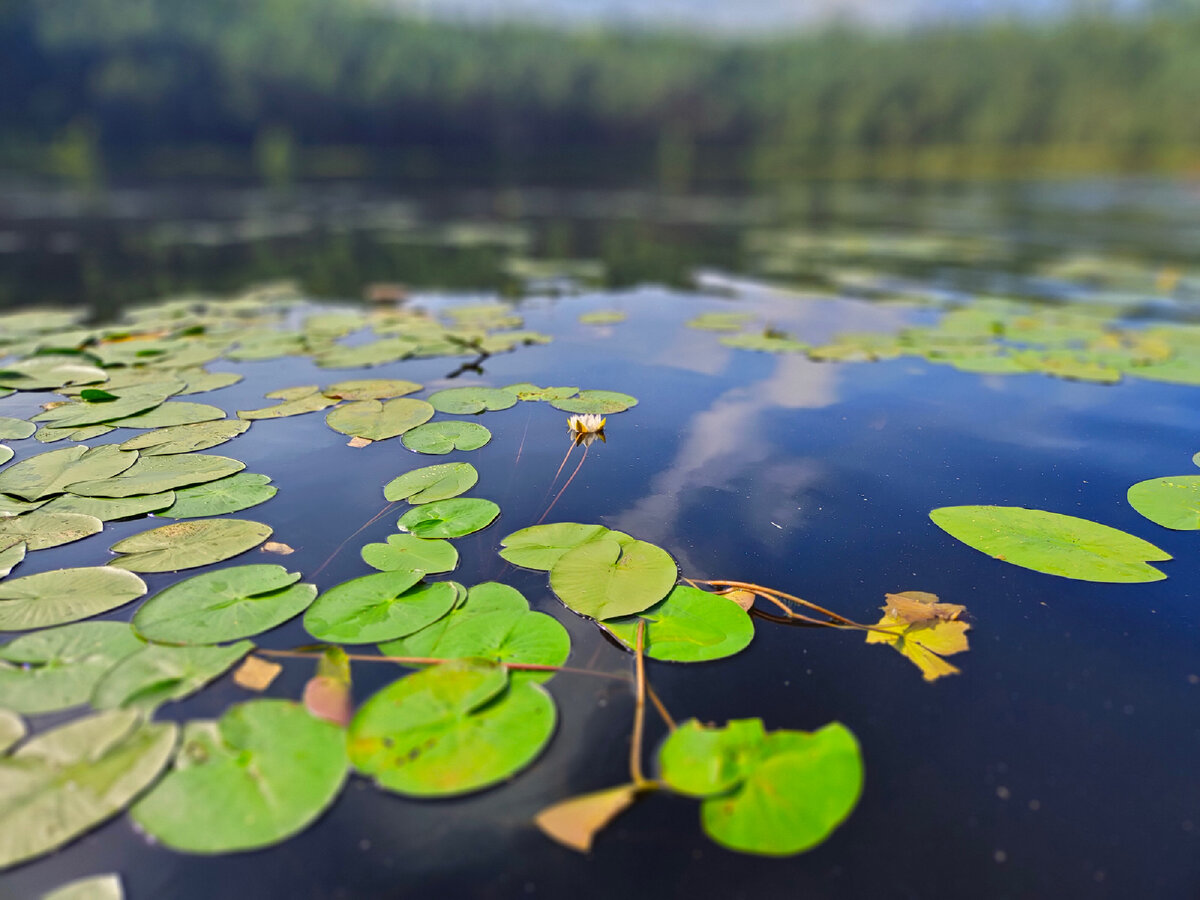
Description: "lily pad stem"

(630, 620), (649, 787)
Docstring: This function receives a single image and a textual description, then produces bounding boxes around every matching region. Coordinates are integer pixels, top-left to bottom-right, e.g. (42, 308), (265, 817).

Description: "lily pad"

(349, 660), (556, 797)
(659, 719), (863, 855)
(0, 544), (25, 578)
(579, 310), (627, 324)
(380, 582), (570, 684)
(42, 874), (124, 900)
(384, 462), (477, 504)
(603, 585), (754, 662)
(549, 390), (639, 415)
(1128, 476), (1200, 530)
(0, 709), (176, 869)
(305, 573), (456, 644)
(323, 378), (422, 401)
(34, 424), (114, 444)
(549, 537), (677, 620)
(41, 491), (176, 521)
(92, 641), (254, 711)
(131, 700), (347, 853)
(0, 511), (103, 552)
(31, 386), (174, 428)
(134, 565), (316, 644)
(508, 384), (579, 402)
(106, 401), (225, 429)
(499, 523), (617, 571)
(0, 359), (106, 391)
(109, 519), (273, 572)
(237, 390), (338, 420)
(361, 533), (459, 575)
(67, 454), (245, 498)
(0, 566), (147, 630)
(0, 419), (33, 441)
(397, 498), (499, 538)
(0, 622), (144, 714)
(0, 446), (10, 467)
(160, 472), (276, 519)
(118, 419), (250, 456)
(401, 421), (492, 455)
(427, 386), (518, 415)
(326, 398), (435, 441)
(0, 445), (137, 501)
(929, 505), (1171, 582)
(178, 369), (243, 395)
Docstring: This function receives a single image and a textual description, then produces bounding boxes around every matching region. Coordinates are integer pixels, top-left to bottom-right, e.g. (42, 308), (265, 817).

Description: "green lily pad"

(384, 462), (477, 504)
(427, 386), (518, 415)
(305, 573), (456, 644)
(349, 660), (556, 797)
(603, 585), (754, 662)
(397, 498), (499, 538)
(686, 312), (756, 332)
(109, 519), (273, 572)
(160, 472), (276, 519)
(131, 700), (347, 853)
(42, 874), (124, 900)
(326, 398), (435, 441)
(659, 719), (863, 855)
(0, 446), (10, 467)
(34, 424), (114, 444)
(67, 454), (245, 498)
(0, 709), (176, 869)
(178, 369), (243, 395)
(92, 641), (254, 711)
(507, 384), (579, 402)
(0, 511), (104, 552)
(499, 523), (618, 570)
(549, 537), (677, 620)
(579, 310), (627, 325)
(1128, 476), (1200, 530)
(0, 359), (106, 391)
(31, 387), (175, 428)
(929, 505), (1171, 582)
(118, 419), (250, 456)
(0, 444), (137, 501)
(0, 419), (34, 441)
(106, 401), (226, 429)
(401, 421), (492, 455)
(41, 491), (176, 521)
(361, 533), (459, 575)
(323, 378), (423, 401)
(720, 332), (809, 354)
(0, 710), (23, 754)
(0, 622), (144, 714)
(549, 390), (639, 415)
(0, 566), (147, 630)
(134, 565), (315, 644)
(380, 582), (570, 684)
(237, 390), (338, 419)
(0, 543), (25, 578)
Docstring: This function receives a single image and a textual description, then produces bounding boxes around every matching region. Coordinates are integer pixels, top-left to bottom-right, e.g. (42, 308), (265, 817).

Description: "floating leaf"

(0, 544), (24, 578)
(31, 386), (174, 428)
(361, 533), (458, 575)
(233, 655), (282, 692)
(427, 386), (518, 415)
(67, 454), (245, 498)
(0, 494), (45, 516)
(0, 709), (176, 869)
(237, 390), (338, 420)
(42, 874), (124, 900)
(34, 424), (114, 444)
(929, 505), (1170, 582)
(550, 390), (639, 415)
(178, 369), (242, 395)
(346, 436), (372, 448)
(0, 418), (37, 441)
(0, 445), (137, 501)
(659, 719), (863, 856)
(549, 538), (677, 620)
(41, 491), (175, 521)
(0, 622), (144, 714)
(0, 511), (103, 553)
(305, 572), (455, 644)
(686, 312), (756, 332)
(380, 582), (569, 683)
(384, 462), (477, 504)
(349, 660), (555, 797)
(134, 565), (315, 644)
(535, 783), (641, 852)
(498, 523), (619, 570)
(160, 472), (276, 519)
(262, 541), (294, 555)
(0, 446), (10, 467)
(579, 310), (627, 325)
(1128, 476), (1200, 530)
(507, 384), (578, 402)
(106, 401), (225, 429)
(326, 398), (435, 441)
(0, 709), (24, 753)
(401, 421), (492, 455)
(720, 332), (809, 354)
(864, 591), (971, 681)
(131, 700), (347, 853)
(92, 641), (253, 711)
(0, 567), (146, 631)
(397, 498), (499, 538)
(322, 379), (422, 401)
(0, 359), (106, 391)
(603, 585), (754, 663)
(109, 519), (273, 572)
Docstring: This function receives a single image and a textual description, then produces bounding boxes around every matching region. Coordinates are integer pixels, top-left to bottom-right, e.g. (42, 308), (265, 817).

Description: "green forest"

(5, 0), (1200, 186)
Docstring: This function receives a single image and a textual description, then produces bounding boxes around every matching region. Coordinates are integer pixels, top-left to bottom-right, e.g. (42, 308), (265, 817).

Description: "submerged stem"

(629, 620), (648, 787)
(536, 443), (589, 524)
(310, 501), (398, 578)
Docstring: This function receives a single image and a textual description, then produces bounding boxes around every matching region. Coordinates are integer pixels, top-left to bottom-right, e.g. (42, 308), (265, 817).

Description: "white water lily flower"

(567, 414), (606, 434)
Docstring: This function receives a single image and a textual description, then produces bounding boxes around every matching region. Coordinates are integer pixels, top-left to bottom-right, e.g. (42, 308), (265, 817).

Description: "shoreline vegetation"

(4, 0), (1200, 187)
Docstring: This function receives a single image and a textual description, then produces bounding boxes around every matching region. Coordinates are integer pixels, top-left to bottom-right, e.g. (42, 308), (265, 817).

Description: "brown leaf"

(233, 655), (282, 691)
(717, 588), (756, 611)
(261, 541), (294, 555)
(347, 436), (373, 448)
(535, 784), (641, 852)
(303, 675), (352, 727)
(866, 594), (971, 682)
(882, 590), (965, 625)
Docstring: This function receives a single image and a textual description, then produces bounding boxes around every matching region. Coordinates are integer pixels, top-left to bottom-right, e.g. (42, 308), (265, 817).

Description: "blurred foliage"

(3, 0), (1200, 185)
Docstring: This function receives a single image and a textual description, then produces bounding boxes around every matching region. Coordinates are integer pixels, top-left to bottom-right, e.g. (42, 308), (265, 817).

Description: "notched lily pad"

(603, 585), (754, 663)
(326, 398), (435, 441)
(499, 523), (626, 571)
(361, 533), (459, 575)
(323, 379), (422, 401)
(427, 386), (518, 415)
(549, 537), (677, 620)
(119, 419), (250, 456)
(92, 641), (254, 711)
(160, 472), (276, 519)
(0, 566), (147, 630)
(401, 421), (492, 455)
(1128, 475), (1200, 530)
(384, 463), (478, 504)
(549, 390), (638, 415)
(304, 572), (455, 644)
(67, 454), (245, 498)
(0, 622), (144, 714)
(109, 519), (273, 572)
(397, 498), (499, 539)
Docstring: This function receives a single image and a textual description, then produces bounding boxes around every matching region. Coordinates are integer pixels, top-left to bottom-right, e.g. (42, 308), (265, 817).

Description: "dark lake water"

(2, 178), (1200, 898)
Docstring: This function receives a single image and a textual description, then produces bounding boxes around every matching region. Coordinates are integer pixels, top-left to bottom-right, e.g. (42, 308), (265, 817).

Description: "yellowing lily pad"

(549, 390), (638, 415)
(67, 454), (245, 498)
(109, 519), (273, 572)
(160, 472), (276, 519)
(0, 444), (137, 501)
(118, 419), (250, 456)
(0, 566), (147, 630)
(0, 511), (104, 553)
